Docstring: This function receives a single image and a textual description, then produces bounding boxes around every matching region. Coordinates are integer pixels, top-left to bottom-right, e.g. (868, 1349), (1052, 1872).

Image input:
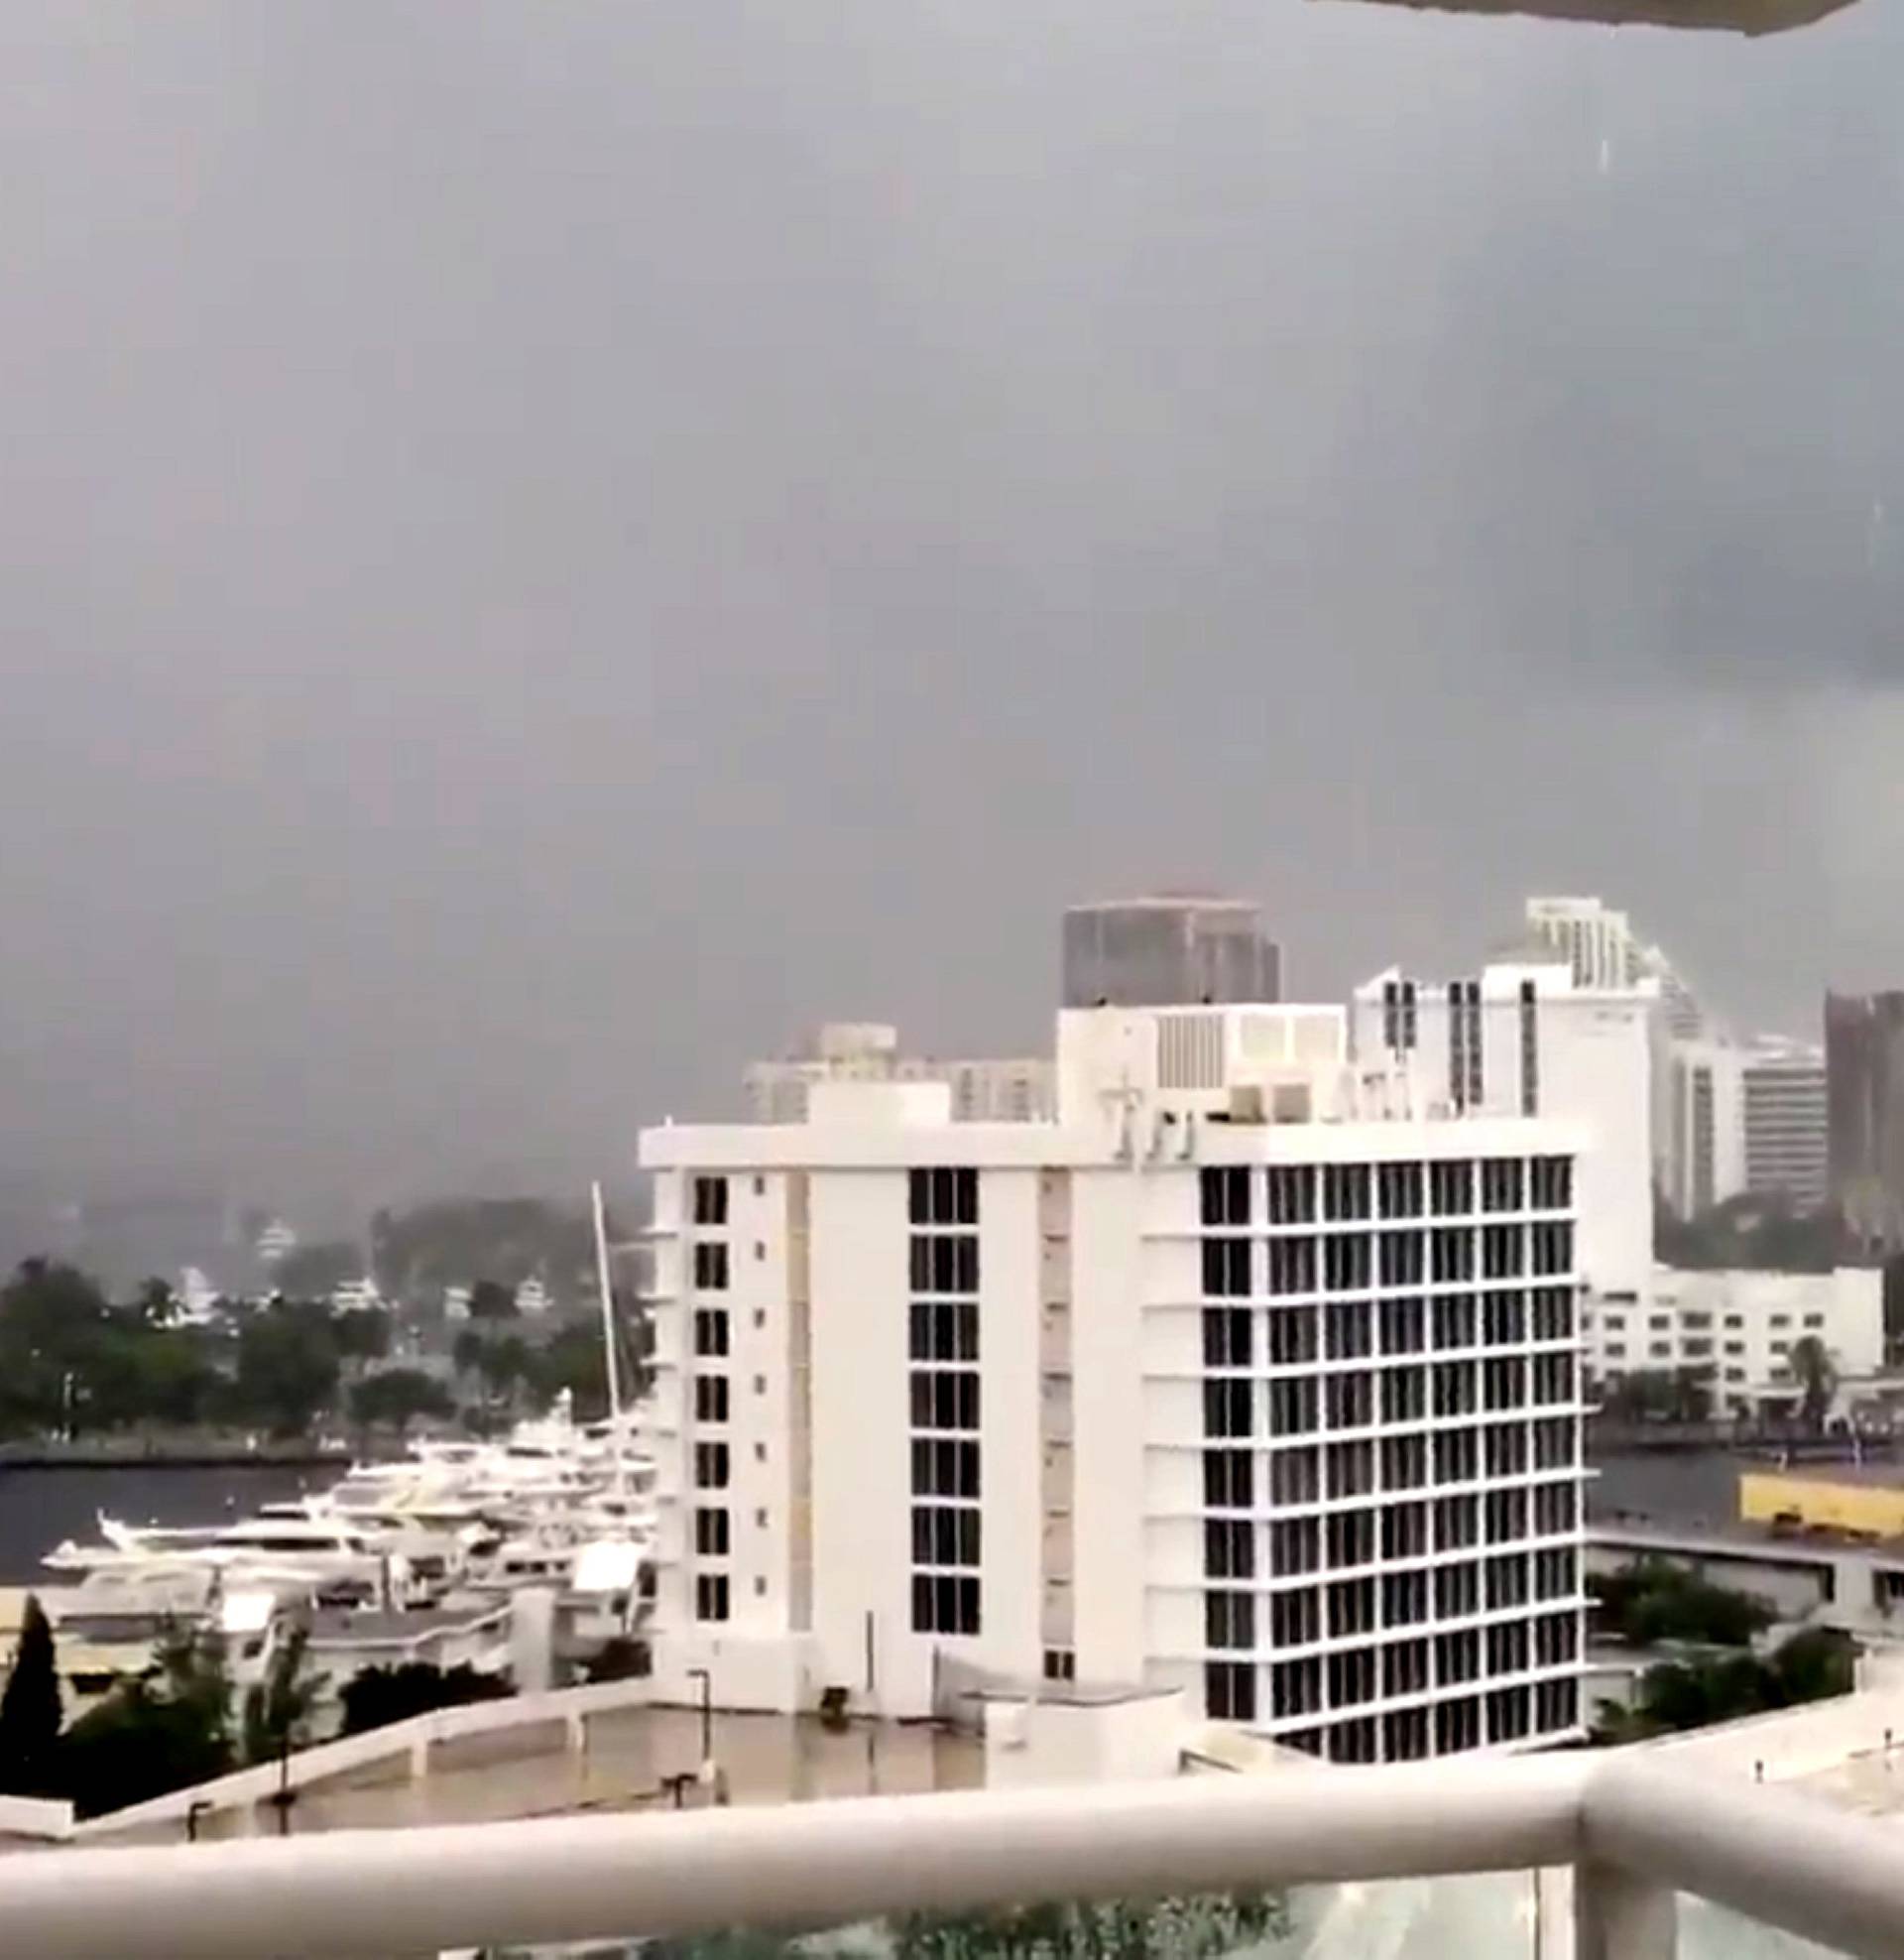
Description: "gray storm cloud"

(0, 0), (1897, 1211)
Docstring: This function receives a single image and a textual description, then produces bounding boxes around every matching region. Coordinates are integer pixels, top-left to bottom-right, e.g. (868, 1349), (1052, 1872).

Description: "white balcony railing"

(0, 1749), (1896, 1958)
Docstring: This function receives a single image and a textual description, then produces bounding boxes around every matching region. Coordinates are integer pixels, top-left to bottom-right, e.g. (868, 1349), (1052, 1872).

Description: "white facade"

(1585, 1267), (1882, 1411)
(1524, 895), (1705, 1040)
(1661, 1039), (1747, 1220)
(640, 1003), (1591, 1766)
(746, 1024), (1054, 1125)
(1349, 960), (1654, 1299)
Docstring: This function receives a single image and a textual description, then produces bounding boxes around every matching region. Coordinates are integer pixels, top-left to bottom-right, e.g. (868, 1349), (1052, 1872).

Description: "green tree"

(273, 1240), (365, 1299)
(130, 1277), (178, 1326)
(337, 1660), (511, 1737)
(0, 1594), (62, 1794)
(52, 1623), (234, 1819)
(350, 1367), (454, 1437)
(1789, 1335), (1838, 1432)
(242, 1624), (326, 1766)
(466, 1279), (519, 1322)
(233, 1303), (341, 1437)
(331, 1305), (393, 1373)
(1591, 1559), (1774, 1648)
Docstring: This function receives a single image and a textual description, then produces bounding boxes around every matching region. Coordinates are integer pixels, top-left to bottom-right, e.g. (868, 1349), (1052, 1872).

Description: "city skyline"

(5, 3), (1904, 1212)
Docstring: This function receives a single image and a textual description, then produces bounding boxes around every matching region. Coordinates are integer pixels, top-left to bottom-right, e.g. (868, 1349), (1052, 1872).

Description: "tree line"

(0, 1259), (628, 1444)
(0, 1594), (513, 1819)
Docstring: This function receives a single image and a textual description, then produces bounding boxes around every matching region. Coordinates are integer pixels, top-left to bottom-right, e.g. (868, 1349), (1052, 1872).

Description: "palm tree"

(1789, 1335), (1838, 1433)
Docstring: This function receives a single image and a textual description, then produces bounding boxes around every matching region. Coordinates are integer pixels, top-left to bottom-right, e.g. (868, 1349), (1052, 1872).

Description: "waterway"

(0, 1463), (320, 1583)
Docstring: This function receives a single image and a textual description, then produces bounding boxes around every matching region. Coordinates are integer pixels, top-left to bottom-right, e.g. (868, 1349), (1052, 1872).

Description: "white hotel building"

(639, 1001), (1590, 1764)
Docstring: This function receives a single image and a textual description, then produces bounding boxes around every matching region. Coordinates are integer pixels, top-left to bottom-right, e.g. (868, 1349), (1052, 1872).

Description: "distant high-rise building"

(1827, 992), (1904, 1252)
(1523, 896), (1706, 1040)
(1741, 1040), (1828, 1211)
(1061, 897), (1280, 1009)
(1661, 1039), (1745, 1221)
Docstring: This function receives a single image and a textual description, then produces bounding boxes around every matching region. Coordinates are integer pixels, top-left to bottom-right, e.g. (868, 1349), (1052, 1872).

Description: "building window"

(1380, 1296), (1426, 1353)
(1274, 1654), (1323, 1715)
(910, 1298), (979, 1363)
(1203, 1237), (1253, 1297)
(694, 1442), (730, 1489)
(1266, 1303), (1319, 1363)
(909, 1167), (978, 1226)
(1044, 1649), (1078, 1683)
(693, 1176), (729, 1227)
(1205, 1660), (1256, 1721)
(912, 1504), (981, 1567)
(912, 1437), (981, 1498)
(911, 1572), (980, 1635)
(1483, 1292), (1526, 1346)
(1203, 1307), (1252, 1369)
(1482, 1225), (1524, 1280)
(1270, 1517), (1319, 1573)
(1267, 1238), (1318, 1295)
(1201, 1166), (1251, 1227)
(1529, 1158), (1572, 1211)
(755, 1576), (768, 1598)
(912, 1369), (982, 1431)
(1270, 1589), (1321, 1647)
(1531, 1223), (1573, 1276)
(1204, 1379), (1253, 1439)
(1266, 1165), (1317, 1225)
(1325, 1299), (1374, 1359)
(754, 1374), (767, 1394)
(1205, 1590), (1255, 1650)
(1437, 1427), (1480, 1484)
(911, 1235), (980, 1293)
(1804, 1314), (1826, 1329)
(695, 1573), (730, 1622)
(753, 1175), (767, 1196)
(1429, 1161), (1475, 1216)
(694, 1376), (730, 1424)
(1324, 1235), (1373, 1289)
(1481, 1160), (1525, 1213)
(694, 1507), (730, 1556)
(755, 1508), (769, 1529)
(693, 1243), (730, 1290)
(1378, 1163), (1424, 1219)
(693, 1308), (730, 1357)
(1205, 1518), (1255, 1580)
(1324, 1164), (1372, 1221)
(1204, 1449), (1252, 1509)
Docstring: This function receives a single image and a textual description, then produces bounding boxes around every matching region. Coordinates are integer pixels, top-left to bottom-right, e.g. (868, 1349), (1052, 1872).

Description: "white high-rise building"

(1660, 1039), (1746, 1221)
(640, 1001), (1589, 1765)
(1349, 958), (1655, 1300)
(1524, 896), (1705, 1040)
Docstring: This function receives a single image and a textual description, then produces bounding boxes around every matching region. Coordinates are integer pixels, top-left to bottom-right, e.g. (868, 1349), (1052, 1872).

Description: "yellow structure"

(1740, 1471), (1904, 1539)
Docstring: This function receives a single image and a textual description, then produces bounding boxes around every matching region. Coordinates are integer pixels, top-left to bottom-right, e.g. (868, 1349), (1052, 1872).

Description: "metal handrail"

(0, 1751), (1895, 1959)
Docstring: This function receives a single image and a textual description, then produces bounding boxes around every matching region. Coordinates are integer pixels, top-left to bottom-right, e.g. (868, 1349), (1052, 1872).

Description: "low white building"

(1584, 1267), (1883, 1412)
(640, 1000), (1591, 1766)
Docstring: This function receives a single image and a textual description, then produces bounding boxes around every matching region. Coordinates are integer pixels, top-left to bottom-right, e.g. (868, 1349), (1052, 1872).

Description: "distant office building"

(1660, 1040), (1745, 1221)
(1351, 956), (1655, 1298)
(1827, 991), (1904, 1253)
(1585, 1267), (1880, 1417)
(1741, 1040), (1829, 1211)
(1061, 897), (1280, 1010)
(746, 1025), (1054, 1126)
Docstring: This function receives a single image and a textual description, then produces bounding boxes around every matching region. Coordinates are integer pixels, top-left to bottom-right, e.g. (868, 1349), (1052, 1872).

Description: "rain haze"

(1, 0), (1900, 1217)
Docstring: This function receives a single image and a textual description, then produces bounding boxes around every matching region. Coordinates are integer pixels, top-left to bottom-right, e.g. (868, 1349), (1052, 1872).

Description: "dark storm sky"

(1, 0), (1899, 1211)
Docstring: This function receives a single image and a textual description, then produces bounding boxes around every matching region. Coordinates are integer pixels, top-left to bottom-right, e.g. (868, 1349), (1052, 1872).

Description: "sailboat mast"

(591, 1179), (628, 1500)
